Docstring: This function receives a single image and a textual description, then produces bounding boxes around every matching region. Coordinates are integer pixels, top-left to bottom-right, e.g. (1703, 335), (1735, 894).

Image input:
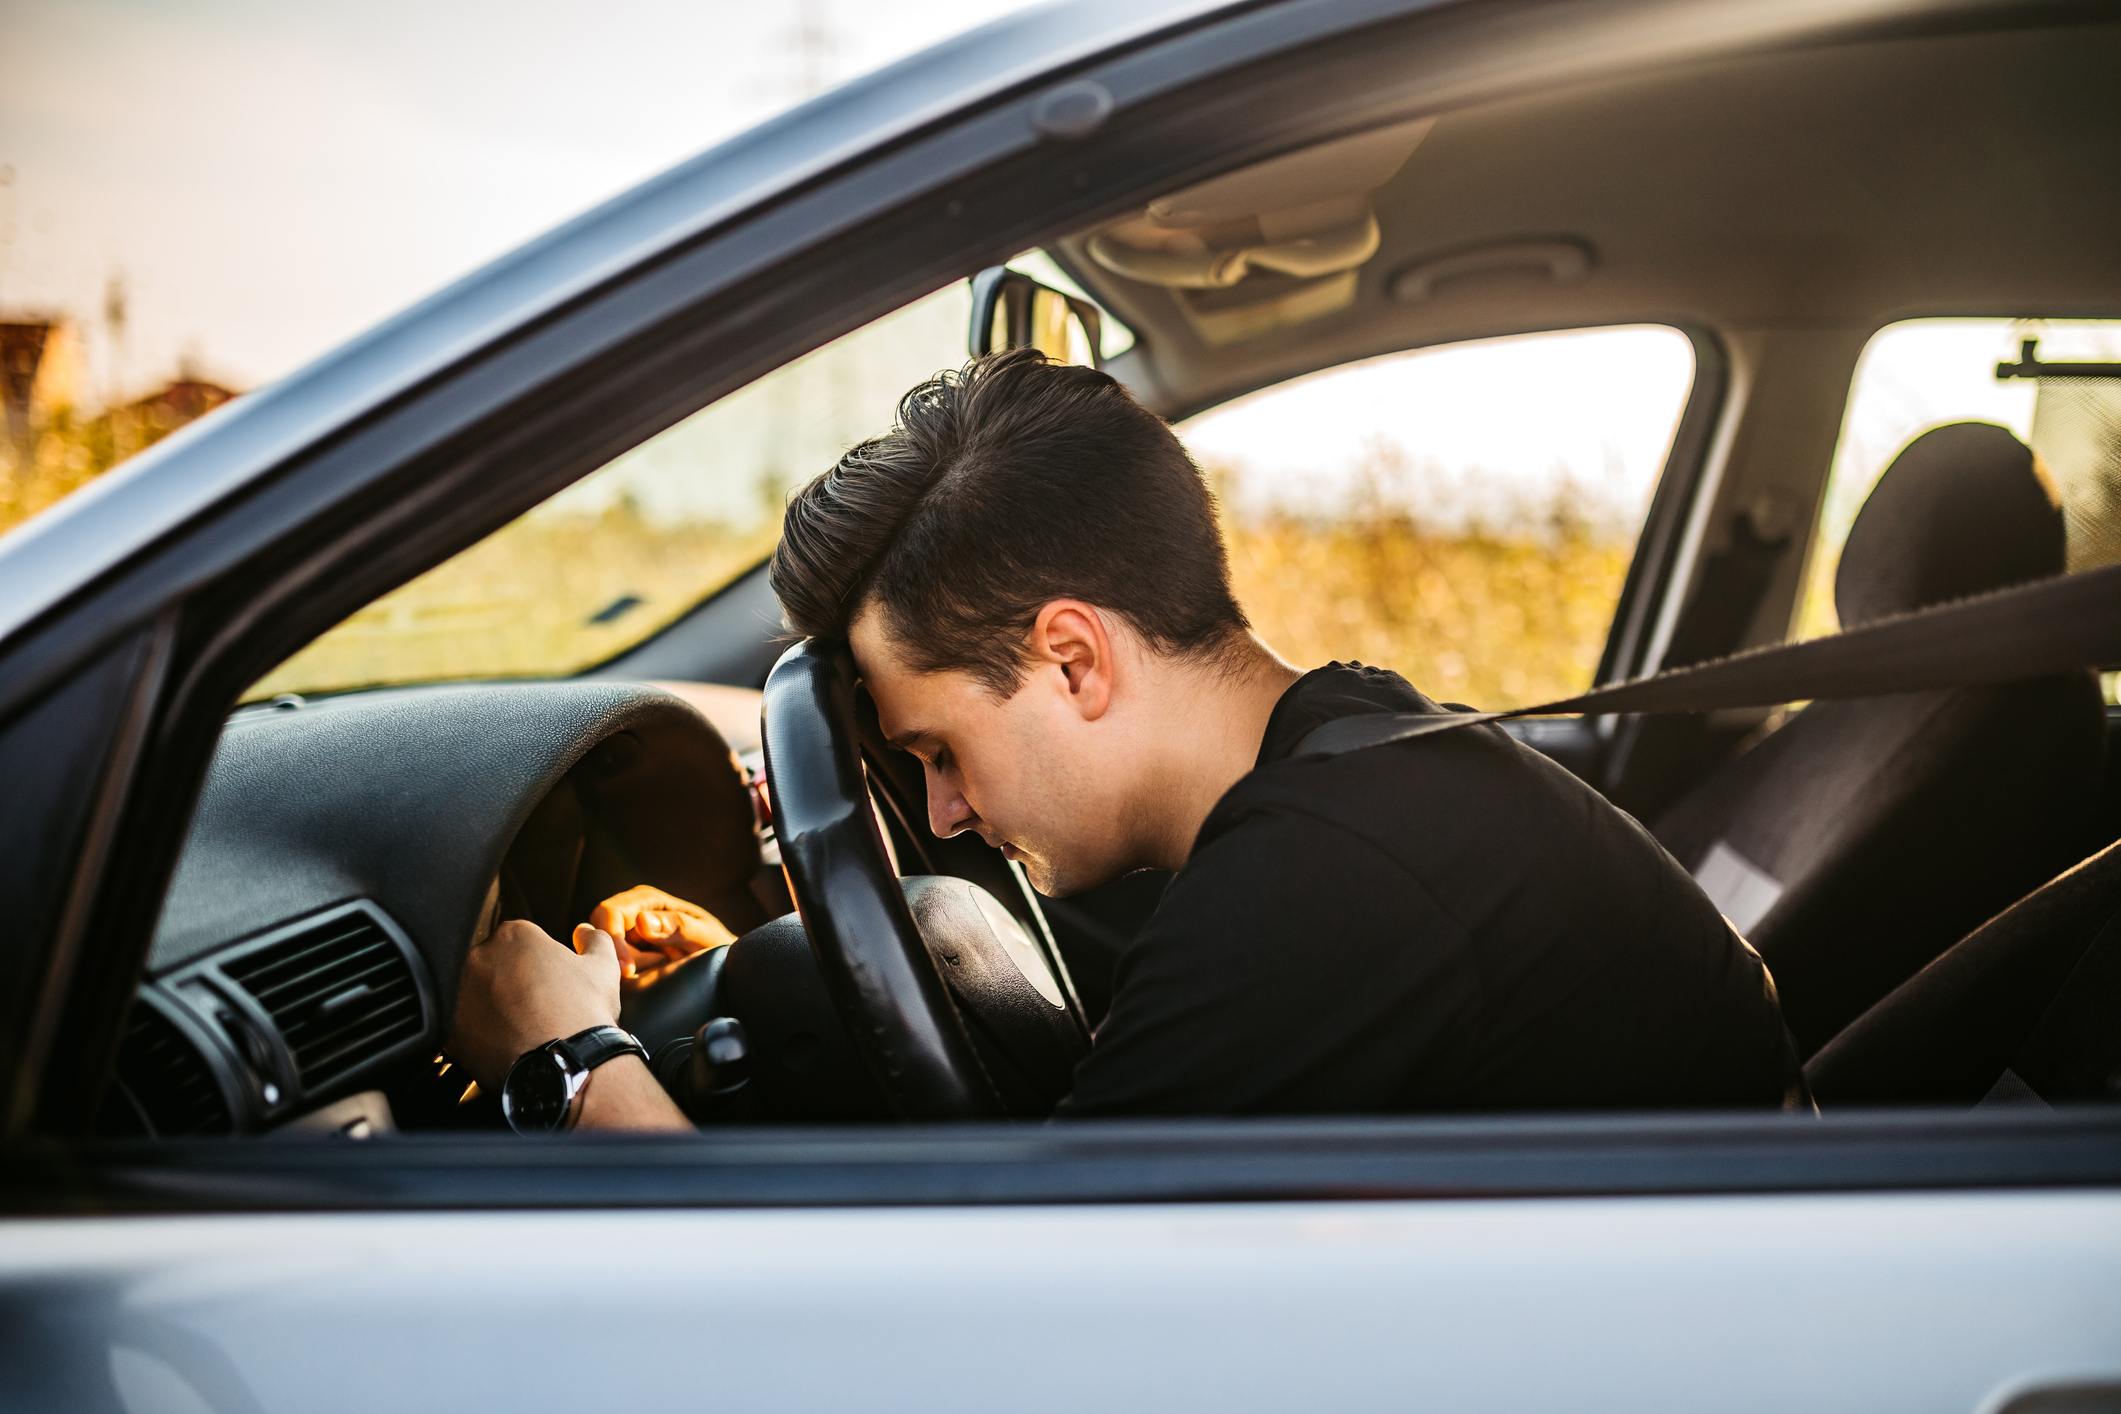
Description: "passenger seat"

(1651, 422), (2106, 1056)
(1806, 838), (2121, 1106)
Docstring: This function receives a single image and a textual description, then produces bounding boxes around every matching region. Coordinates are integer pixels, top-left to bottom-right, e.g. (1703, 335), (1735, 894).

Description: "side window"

(1178, 326), (1695, 708)
(1797, 318), (2121, 698)
(249, 283), (972, 700)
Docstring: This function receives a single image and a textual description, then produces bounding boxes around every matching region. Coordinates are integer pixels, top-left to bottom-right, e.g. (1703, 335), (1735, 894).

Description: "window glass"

(1178, 326), (1695, 709)
(1796, 318), (2121, 701)
(249, 283), (971, 700)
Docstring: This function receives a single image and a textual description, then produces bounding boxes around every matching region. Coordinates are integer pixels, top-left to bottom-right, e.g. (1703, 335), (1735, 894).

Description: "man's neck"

(1130, 636), (1302, 872)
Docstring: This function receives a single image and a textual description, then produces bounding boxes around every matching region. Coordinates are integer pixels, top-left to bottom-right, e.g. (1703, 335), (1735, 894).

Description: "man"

(451, 349), (1801, 1129)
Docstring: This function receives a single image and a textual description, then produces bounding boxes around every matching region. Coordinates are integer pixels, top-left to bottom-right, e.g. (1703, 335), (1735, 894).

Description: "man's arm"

(450, 918), (692, 1132)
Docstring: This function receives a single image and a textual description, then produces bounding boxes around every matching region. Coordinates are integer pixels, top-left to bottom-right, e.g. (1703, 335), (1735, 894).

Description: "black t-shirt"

(1054, 663), (1798, 1117)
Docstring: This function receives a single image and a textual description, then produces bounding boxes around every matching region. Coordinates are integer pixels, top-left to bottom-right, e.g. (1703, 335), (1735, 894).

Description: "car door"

(3, 1), (2118, 1410)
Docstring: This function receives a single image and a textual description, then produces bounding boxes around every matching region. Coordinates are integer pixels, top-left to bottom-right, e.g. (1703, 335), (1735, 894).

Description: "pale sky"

(0, 0), (1036, 396)
(1179, 325), (1697, 530)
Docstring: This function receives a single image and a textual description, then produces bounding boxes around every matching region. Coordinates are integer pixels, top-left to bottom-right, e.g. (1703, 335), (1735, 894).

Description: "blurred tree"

(0, 316), (236, 535)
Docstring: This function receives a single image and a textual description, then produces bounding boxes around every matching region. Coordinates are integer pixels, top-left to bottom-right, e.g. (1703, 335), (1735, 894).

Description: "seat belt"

(1297, 561), (2121, 758)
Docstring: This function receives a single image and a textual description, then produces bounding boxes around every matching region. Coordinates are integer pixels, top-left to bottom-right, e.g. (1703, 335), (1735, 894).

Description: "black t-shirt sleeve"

(1053, 803), (1484, 1117)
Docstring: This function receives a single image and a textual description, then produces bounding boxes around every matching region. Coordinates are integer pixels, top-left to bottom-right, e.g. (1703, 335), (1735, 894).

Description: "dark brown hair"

(771, 348), (1248, 694)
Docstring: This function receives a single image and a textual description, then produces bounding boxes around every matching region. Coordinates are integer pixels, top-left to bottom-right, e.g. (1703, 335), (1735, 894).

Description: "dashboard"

(102, 681), (760, 1138)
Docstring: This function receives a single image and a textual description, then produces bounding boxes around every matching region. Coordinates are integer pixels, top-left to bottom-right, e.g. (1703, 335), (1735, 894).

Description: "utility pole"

(788, 0), (836, 98)
(105, 270), (133, 461)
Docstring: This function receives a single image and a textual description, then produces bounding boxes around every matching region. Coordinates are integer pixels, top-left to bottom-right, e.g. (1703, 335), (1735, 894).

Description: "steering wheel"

(759, 639), (1005, 1119)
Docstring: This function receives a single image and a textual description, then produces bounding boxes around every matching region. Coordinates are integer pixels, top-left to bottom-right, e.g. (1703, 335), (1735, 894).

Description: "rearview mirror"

(969, 267), (1104, 368)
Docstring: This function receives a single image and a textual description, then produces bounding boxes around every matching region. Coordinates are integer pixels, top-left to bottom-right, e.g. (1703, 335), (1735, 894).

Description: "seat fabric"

(1652, 422), (2105, 1056)
(1806, 840), (2121, 1105)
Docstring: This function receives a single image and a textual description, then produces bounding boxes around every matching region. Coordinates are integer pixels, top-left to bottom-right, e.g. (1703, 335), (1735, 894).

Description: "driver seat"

(1651, 422), (2106, 1056)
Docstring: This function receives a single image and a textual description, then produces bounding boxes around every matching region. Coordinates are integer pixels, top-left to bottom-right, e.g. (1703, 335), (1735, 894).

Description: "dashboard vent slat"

(223, 909), (424, 1093)
(109, 1000), (231, 1138)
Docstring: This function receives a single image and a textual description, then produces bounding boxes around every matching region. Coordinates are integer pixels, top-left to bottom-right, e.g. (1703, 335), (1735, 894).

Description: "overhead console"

(1086, 118), (1433, 345)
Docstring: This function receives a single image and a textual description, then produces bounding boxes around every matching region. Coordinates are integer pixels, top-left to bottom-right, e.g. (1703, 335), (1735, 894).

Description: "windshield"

(246, 283), (972, 700)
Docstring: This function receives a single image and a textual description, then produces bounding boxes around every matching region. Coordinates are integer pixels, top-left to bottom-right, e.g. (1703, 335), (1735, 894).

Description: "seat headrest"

(1835, 421), (2064, 628)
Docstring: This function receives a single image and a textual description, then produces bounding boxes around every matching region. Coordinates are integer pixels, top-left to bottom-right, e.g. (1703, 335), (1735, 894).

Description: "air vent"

(109, 998), (232, 1138)
(222, 907), (424, 1094)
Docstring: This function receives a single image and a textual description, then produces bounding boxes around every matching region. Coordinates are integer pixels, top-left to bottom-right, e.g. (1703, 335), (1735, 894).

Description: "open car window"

(1178, 326), (1695, 708)
(247, 283), (972, 701)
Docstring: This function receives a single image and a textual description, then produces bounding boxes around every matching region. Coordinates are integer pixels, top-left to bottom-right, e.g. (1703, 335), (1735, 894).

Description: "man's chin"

(1017, 854), (1126, 900)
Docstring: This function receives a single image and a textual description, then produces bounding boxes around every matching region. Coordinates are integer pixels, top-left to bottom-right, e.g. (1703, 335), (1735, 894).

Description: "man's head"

(771, 349), (1268, 894)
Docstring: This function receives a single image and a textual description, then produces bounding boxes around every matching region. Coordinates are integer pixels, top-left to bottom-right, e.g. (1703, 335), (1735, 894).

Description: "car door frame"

(0, 0), (2109, 1190)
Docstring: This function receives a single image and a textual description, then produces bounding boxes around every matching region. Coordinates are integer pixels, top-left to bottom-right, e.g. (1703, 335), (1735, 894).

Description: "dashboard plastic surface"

(151, 682), (759, 1022)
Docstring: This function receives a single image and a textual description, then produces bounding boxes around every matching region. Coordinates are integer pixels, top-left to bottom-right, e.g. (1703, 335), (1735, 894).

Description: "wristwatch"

(500, 1025), (650, 1135)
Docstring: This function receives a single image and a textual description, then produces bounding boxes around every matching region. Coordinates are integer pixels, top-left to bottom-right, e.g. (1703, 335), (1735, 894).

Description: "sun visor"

(1088, 118), (1433, 292)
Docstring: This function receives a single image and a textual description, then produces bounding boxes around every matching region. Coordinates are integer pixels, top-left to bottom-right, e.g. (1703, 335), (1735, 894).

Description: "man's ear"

(1030, 600), (1114, 722)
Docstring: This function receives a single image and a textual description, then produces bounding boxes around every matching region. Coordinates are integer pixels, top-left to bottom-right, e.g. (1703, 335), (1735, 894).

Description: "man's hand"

(589, 884), (737, 989)
(449, 919), (689, 1132)
(450, 919), (624, 1093)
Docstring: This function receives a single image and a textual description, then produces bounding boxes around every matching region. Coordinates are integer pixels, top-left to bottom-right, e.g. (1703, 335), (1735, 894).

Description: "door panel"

(2, 1191), (2115, 1414)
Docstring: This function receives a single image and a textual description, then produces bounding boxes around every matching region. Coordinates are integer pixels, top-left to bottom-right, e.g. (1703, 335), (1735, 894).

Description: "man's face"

(849, 606), (1133, 896)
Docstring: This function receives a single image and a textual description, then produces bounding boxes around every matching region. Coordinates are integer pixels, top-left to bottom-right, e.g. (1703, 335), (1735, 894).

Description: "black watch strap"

(501, 1025), (651, 1136)
(558, 1025), (649, 1074)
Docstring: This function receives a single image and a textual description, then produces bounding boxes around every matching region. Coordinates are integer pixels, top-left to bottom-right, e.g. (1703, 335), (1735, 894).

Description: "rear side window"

(1178, 326), (1695, 709)
(1797, 318), (2121, 694)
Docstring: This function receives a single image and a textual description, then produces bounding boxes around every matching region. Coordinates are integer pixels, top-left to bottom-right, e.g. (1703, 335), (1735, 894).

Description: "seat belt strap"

(1296, 561), (2121, 758)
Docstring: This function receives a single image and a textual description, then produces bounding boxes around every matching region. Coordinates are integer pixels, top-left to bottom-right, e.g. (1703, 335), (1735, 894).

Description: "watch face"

(502, 1049), (576, 1133)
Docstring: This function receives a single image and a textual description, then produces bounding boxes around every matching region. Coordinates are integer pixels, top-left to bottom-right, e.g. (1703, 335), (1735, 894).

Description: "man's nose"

(926, 763), (974, 838)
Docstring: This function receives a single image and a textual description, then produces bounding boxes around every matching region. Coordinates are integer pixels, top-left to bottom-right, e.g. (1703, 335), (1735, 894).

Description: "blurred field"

(1226, 513), (1630, 710)
(1, 405), (177, 534)
(256, 447), (1638, 704)
(1214, 447), (1637, 710)
(249, 500), (780, 700)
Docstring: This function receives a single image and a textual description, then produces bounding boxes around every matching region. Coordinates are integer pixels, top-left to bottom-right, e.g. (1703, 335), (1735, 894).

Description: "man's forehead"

(848, 605), (934, 731)
(848, 605), (916, 689)
(864, 665), (951, 757)
(849, 615), (1005, 757)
